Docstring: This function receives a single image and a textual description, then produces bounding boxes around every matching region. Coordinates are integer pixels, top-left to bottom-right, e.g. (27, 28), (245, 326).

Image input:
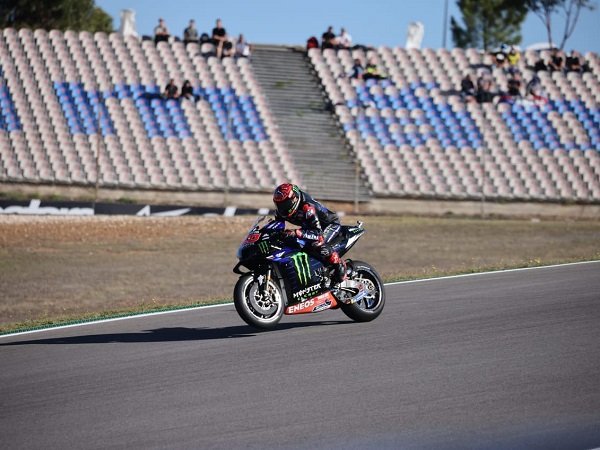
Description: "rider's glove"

(284, 229), (301, 239)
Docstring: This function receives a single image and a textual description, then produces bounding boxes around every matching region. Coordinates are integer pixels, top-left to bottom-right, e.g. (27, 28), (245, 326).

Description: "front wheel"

(339, 261), (385, 322)
(234, 274), (284, 329)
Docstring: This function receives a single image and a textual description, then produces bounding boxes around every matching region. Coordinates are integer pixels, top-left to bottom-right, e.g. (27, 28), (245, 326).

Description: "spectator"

(548, 49), (565, 72)
(306, 36), (319, 51)
(349, 58), (365, 80)
(163, 79), (178, 99)
(363, 58), (386, 81)
(493, 45), (508, 69)
(183, 19), (199, 46)
(461, 74), (476, 103)
(525, 74), (547, 104)
(235, 34), (252, 58)
(533, 58), (548, 72)
(476, 78), (495, 103)
(507, 46), (520, 73)
(154, 18), (170, 44)
(199, 32), (211, 45)
(337, 27), (352, 49)
(565, 50), (582, 72)
(180, 80), (195, 101)
(321, 26), (336, 50)
(212, 18), (231, 58)
(507, 72), (522, 97)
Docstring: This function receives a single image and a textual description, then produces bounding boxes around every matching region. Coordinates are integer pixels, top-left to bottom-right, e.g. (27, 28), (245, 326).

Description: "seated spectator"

(212, 18), (232, 58)
(363, 58), (386, 80)
(493, 45), (508, 69)
(183, 19), (199, 46)
(525, 74), (547, 104)
(565, 50), (582, 72)
(476, 78), (495, 103)
(507, 72), (522, 97)
(565, 50), (590, 73)
(199, 32), (211, 44)
(306, 36), (319, 51)
(337, 27), (352, 49)
(163, 79), (179, 99)
(180, 80), (196, 101)
(154, 18), (170, 44)
(548, 49), (565, 72)
(507, 46), (520, 66)
(533, 58), (548, 72)
(349, 58), (365, 80)
(235, 34), (252, 58)
(461, 74), (476, 103)
(321, 26), (336, 50)
(506, 46), (520, 74)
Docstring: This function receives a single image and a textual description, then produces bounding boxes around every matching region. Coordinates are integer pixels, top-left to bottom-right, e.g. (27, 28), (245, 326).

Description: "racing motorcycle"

(233, 216), (385, 329)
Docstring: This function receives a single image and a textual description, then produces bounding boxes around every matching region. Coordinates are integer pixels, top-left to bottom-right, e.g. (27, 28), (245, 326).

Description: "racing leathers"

(275, 189), (346, 284)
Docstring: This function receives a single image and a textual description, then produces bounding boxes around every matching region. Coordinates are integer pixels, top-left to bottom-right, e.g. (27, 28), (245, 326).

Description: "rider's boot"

(329, 252), (347, 285)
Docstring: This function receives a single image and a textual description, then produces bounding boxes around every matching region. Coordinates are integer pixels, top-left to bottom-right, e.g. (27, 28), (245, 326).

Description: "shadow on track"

(1, 320), (352, 346)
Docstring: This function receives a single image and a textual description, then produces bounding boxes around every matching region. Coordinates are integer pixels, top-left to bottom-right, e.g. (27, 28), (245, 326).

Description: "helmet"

(273, 183), (301, 217)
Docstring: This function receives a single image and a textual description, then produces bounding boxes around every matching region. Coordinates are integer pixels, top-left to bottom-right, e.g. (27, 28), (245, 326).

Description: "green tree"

(451, 0), (529, 50)
(0, 0), (113, 33)
(526, 0), (596, 50)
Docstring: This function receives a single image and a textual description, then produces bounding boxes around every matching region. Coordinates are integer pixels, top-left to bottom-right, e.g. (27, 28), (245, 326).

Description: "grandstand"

(0, 27), (599, 208)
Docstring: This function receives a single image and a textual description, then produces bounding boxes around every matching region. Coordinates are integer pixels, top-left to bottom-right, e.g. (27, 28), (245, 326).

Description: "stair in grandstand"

(250, 44), (371, 203)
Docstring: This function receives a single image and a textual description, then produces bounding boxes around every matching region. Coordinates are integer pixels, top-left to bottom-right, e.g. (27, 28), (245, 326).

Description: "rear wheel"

(339, 261), (385, 322)
(234, 274), (284, 329)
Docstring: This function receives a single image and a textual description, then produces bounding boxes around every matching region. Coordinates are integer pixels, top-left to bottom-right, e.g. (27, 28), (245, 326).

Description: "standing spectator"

(461, 74), (476, 103)
(154, 18), (170, 44)
(183, 19), (199, 46)
(163, 79), (178, 99)
(349, 58), (365, 80)
(212, 18), (229, 58)
(337, 27), (352, 49)
(235, 34), (252, 58)
(321, 26), (336, 50)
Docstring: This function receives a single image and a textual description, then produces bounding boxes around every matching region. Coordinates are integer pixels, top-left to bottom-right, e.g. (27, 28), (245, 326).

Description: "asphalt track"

(1, 262), (599, 450)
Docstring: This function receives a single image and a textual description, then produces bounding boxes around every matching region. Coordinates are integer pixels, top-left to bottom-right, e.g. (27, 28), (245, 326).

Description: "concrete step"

(251, 44), (371, 201)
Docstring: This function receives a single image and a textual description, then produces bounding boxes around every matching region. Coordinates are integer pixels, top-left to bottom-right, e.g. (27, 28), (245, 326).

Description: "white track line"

(1, 260), (598, 338)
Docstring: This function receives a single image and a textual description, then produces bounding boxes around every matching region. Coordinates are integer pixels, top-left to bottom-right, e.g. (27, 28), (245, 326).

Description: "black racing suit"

(275, 189), (346, 283)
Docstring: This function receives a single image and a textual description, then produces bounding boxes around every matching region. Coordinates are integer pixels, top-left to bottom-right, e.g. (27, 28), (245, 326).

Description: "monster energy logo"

(258, 241), (270, 254)
(290, 252), (311, 285)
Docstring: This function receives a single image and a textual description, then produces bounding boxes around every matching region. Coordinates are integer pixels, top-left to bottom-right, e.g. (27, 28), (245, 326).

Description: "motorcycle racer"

(273, 183), (347, 284)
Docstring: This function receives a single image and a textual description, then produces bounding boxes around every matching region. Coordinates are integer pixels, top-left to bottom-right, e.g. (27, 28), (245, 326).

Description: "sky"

(96, 0), (600, 54)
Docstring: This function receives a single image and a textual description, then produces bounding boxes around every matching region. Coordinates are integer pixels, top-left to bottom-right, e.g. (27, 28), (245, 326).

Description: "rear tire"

(339, 261), (385, 322)
(234, 274), (284, 329)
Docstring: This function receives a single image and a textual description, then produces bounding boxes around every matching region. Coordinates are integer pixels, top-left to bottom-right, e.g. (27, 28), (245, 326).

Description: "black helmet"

(273, 183), (301, 217)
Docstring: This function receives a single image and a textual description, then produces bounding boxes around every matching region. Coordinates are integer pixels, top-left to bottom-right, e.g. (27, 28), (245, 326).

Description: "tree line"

(451, 0), (596, 51)
(0, 0), (112, 33)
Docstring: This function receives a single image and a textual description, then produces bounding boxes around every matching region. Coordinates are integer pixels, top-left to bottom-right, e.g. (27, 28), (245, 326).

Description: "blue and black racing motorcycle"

(233, 216), (385, 329)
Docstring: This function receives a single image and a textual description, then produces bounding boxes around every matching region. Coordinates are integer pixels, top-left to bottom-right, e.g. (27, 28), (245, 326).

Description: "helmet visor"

(276, 196), (299, 216)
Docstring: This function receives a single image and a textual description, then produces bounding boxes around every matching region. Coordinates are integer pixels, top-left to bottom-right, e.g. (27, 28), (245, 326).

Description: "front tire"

(339, 261), (385, 322)
(234, 274), (284, 329)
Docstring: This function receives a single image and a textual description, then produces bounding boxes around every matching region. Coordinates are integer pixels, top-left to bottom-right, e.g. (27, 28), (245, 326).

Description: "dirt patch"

(1, 215), (599, 331)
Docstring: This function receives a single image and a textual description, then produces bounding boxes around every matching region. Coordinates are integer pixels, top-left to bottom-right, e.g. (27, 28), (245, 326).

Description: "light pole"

(442, 0), (449, 49)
